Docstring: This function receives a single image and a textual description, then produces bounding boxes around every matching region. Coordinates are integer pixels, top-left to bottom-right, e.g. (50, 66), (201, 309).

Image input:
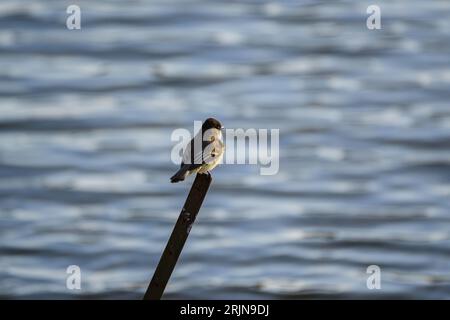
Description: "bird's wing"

(182, 139), (223, 167)
(181, 137), (211, 169)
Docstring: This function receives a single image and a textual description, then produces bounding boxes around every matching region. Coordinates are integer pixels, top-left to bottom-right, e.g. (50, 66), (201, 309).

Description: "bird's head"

(202, 118), (223, 131)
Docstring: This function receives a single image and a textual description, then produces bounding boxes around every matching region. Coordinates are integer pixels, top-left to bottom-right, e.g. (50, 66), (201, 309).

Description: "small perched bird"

(170, 118), (224, 183)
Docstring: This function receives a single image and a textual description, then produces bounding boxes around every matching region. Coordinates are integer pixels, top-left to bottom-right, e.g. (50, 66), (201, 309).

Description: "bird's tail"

(170, 165), (190, 183)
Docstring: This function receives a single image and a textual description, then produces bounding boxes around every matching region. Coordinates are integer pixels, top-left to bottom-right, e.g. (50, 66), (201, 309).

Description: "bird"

(170, 118), (224, 183)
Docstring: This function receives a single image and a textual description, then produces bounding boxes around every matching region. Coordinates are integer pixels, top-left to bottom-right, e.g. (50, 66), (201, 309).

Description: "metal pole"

(143, 173), (212, 300)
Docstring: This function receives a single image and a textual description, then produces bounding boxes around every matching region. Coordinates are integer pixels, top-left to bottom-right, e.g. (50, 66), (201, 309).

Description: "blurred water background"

(1, 0), (450, 299)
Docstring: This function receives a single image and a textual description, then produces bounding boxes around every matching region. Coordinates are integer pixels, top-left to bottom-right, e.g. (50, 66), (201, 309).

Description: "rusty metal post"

(143, 173), (212, 300)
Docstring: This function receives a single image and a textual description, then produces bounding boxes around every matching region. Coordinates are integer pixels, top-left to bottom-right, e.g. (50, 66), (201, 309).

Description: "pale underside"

(182, 128), (224, 174)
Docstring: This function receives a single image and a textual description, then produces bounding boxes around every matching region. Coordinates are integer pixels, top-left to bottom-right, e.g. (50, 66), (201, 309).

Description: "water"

(1, 0), (450, 299)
